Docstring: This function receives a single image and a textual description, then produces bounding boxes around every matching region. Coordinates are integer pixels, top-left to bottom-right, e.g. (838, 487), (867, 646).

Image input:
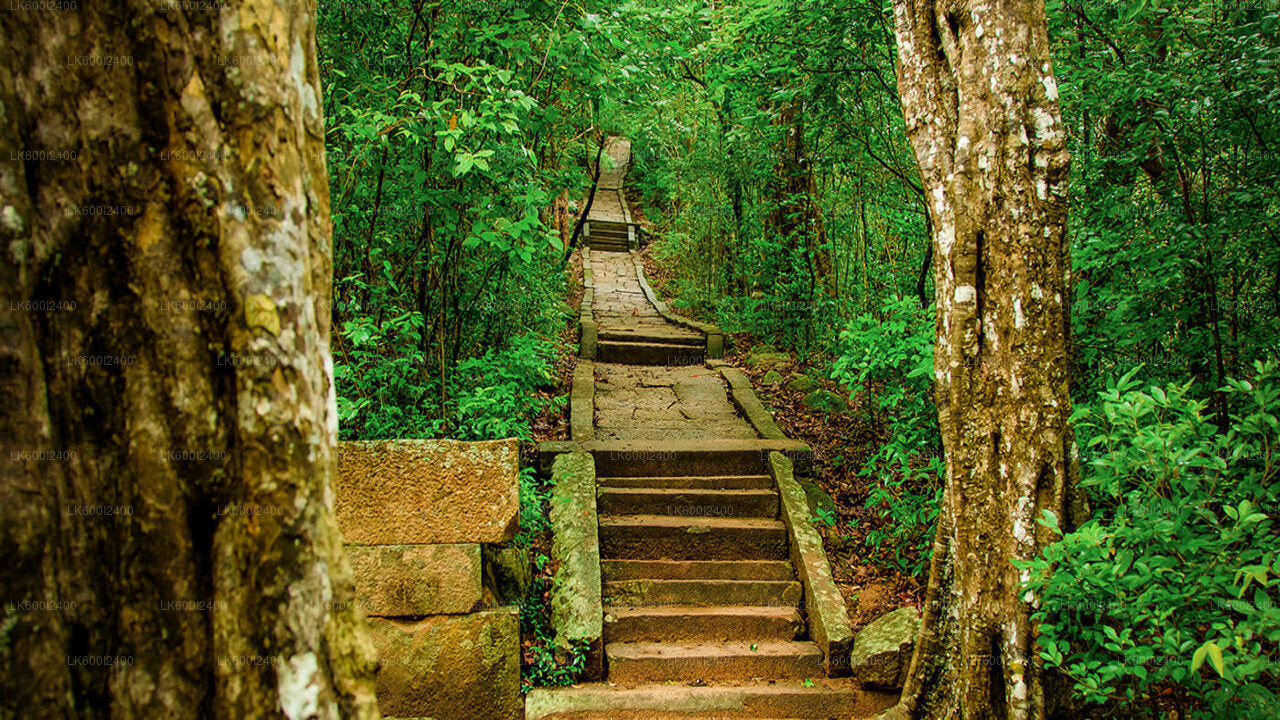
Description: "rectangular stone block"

(347, 543), (481, 616)
(549, 452), (603, 680)
(369, 609), (522, 720)
(769, 452), (854, 676)
(336, 439), (518, 544)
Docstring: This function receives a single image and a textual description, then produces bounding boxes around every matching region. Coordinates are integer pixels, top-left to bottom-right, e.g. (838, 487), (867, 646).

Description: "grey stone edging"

(570, 361), (595, 442)
(768, 451), (854, 677)
(548, 451), (604, 680)
(628, 254), (725, 358)
(718, 366), (786, 440)
(580, 248), (597, 360)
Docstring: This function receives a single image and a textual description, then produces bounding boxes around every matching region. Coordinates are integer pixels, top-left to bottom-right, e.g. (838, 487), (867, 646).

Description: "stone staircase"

(529, 451), (896, 719)
(587, 220), (632, 252)
(595, 326), (705, 366)
(532, 134), (898, 719)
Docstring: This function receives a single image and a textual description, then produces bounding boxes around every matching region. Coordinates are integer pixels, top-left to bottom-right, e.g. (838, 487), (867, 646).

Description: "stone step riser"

(600, 522), (788, 561)
(604, 607), (804, 643)
(603, 579), (801, 608)
(606, 644), (824, 683)
(602, 559), (795, 581)
(598, 488), (779, 518)
(596, 341), (705, 366)
(598, 475), (775, 489)
(593, 450), (774, 478)
(525, 683), (900, 720)
(597, 333), (703, 348)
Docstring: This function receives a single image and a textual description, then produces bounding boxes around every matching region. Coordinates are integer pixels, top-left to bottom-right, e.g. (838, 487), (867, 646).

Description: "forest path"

(528, 142), (894, 718)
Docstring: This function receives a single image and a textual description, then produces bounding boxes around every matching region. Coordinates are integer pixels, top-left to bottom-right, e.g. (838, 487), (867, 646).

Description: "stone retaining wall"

(336, 438), (523, 720)
(769, 451), (854, 676)
(548, 451), (604, 679)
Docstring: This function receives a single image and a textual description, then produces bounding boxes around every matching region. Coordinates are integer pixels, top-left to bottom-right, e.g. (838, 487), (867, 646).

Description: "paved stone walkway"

(586, 137), (630, 224)
(531, 137), (888, 719)
(595, 365), (758, 441)
(589, 251), (747, 440)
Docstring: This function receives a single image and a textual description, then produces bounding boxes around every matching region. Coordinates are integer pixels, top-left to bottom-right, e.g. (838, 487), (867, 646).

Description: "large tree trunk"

(772, 99), (835, 298)
(0, 3), (379, 718)
(888, 1), (1079, 718)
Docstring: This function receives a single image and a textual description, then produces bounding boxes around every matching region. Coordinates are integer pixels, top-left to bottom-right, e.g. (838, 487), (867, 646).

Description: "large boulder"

(785, 372), (817, 393)
(802, 388), (848, 414)
(799, 478), (836, 520)
(850, 606), (920, 689)
(744, 345), (792, 370)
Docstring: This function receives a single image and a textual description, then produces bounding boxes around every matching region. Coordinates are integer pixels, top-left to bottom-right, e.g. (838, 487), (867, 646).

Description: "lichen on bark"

(0, 2), (379, 718)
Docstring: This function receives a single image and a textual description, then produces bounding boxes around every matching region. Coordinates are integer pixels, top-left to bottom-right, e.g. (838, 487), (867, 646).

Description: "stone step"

(598, 329), (703, 347)
(602, 559), (795, 581)
(597, 487), (779, 518)
(599, 475), (775, 489)
(605, 605), (804, 643)
(589, 242), (630, 252)
(603, 579), (801, 608)
(606, 641), (825, 683)
(539, 441), (811, 479)
(590, 228), (630, 239)
(526, 682), (899, 720)
(593, 446), (778, 477)
(600, 515), (788, 560)
(597, 340), (705, 366)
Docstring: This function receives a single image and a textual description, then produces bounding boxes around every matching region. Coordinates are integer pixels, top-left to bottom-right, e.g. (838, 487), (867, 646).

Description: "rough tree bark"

(888, 1), (1080, 718)
(0, 2), (379, 718)
(772, 99), (836, 298)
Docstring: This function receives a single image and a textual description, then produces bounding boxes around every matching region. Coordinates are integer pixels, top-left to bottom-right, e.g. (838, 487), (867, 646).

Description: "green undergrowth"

(515, 465), (588, 691)
(1020, 361), (1280, 719)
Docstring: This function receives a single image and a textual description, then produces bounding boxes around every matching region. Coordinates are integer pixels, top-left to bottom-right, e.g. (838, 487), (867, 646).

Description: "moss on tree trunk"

(887, 1), (1085, 718)
(0, 2), (379, 717)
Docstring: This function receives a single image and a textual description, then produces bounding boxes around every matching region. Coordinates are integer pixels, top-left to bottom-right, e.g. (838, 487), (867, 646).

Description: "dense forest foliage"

(316, 1), (1278, 716)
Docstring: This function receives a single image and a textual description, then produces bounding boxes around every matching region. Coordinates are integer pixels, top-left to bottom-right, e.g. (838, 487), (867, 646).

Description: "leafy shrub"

(1020, 362), (1280, 718)
(832, 296), (942, 577)
(334, 310), (441, 440)
(519, 575), (589, 691)
(451, 333), (565, 441)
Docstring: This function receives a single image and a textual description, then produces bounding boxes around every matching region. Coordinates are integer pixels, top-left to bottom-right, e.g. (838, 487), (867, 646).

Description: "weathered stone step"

(538, 440), (811, 478)
(600, 515), (788, 560)
(590, 229), (630, 239)
(606, 641), (825, 683)
(598, 329), (703, 347)
(604, 605), (804, 643)
(597, 340), (705, 366)
(525, 682), (899, 720)
(597, 487), (779, 518)
(603, 578), (801, 608)
(602, 559), (795, 581)
(599, 475), (774, 489)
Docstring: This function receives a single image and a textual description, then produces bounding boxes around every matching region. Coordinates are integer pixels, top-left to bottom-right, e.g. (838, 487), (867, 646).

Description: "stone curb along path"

(532, 140), (899, 719)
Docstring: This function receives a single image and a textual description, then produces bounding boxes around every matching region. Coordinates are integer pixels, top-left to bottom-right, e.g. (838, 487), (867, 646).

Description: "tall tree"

(0, 2), (379, 718)
(887, 1), (1080, 718)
